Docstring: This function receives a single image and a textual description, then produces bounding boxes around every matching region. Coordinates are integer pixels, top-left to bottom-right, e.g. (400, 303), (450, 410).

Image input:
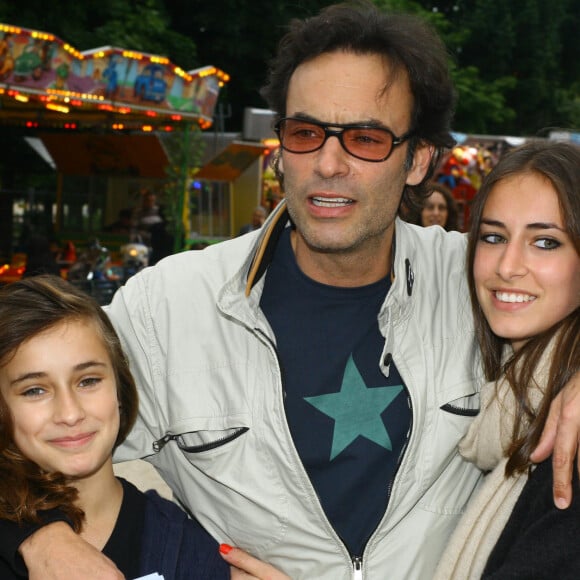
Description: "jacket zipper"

(256, 327), (368, 577)
(348, 392), (414, 580)
(152, 427), (249, 453)
(153, 433), (176, 452)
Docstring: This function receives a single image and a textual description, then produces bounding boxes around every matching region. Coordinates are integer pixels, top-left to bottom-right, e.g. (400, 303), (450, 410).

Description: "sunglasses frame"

(274, 117), (414, 163)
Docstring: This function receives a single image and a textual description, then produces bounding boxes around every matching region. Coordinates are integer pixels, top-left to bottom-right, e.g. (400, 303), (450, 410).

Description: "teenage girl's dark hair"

(466, 140), (580, 476)
(261, 0), (456, 211)
(0, 275), (138, 531)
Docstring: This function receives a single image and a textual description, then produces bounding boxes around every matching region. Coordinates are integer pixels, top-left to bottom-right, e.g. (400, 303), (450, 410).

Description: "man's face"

(281, 51), (430, 275)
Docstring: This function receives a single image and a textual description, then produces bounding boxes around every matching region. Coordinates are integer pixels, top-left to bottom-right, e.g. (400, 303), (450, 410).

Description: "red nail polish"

(219, 543), (233, 554)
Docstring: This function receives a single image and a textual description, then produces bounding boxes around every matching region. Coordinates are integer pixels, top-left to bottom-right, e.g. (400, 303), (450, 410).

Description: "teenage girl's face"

(474, 172), (580, 351)
(0, 319), (120, 480)
(421, 191), (448, 227)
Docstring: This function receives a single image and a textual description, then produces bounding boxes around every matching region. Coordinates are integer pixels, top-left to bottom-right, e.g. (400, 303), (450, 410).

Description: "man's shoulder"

(146, 234), (255, 280)
(397, 219), (467, 259)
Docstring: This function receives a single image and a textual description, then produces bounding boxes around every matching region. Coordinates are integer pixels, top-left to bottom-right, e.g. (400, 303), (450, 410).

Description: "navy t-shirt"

(260, 228), (411, 556)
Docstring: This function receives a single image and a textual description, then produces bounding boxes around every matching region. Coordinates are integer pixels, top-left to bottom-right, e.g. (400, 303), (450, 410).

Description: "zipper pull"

(153, 433), (175, 453)
(352, 556), (363, 580)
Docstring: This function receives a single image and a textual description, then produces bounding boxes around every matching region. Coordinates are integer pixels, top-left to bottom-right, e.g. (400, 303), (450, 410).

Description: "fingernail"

(556, 497), (568, 510)
(219, 543), (233, 554)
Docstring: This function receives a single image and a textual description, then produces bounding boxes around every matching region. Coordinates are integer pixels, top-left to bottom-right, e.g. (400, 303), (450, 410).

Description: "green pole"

(173, 123), (191, 254)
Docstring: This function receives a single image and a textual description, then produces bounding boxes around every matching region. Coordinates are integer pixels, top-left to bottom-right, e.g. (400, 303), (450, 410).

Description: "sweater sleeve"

(140, 490), (229, 580)
(483, 459), (580, 580)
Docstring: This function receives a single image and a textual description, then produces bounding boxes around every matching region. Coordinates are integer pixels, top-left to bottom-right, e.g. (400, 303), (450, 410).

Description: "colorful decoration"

(437, 143), (500, 230)
(0, 23), (229, 130)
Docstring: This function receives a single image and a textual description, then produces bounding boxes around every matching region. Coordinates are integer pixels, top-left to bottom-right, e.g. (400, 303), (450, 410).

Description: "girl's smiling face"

(474, 171), (580, 351)
(0, 319), (120, 480)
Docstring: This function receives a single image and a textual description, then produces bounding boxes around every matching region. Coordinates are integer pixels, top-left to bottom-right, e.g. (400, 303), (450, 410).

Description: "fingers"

(220, 544), (291, 580)
(230, 567), (260, 580)
(530, 394), (560, 463)
(532, 380), (580, 510)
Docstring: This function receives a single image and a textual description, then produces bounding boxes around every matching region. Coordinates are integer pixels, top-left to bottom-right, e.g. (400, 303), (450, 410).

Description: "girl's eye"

(480, 232), (504, 244)
(21, 386), (46, 398)
(534, 237), (561, 250)
(79, 377), (102, 389)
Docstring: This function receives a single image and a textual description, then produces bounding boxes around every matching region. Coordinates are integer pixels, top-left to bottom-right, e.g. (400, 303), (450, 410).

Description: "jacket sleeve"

(105, 271), (163, 462)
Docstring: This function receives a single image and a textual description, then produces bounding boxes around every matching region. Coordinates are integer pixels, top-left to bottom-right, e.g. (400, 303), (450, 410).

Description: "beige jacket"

(109, 204), (484, 579)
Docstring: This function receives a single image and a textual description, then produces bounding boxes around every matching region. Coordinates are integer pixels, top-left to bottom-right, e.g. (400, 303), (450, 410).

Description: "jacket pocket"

(175, 425), (249, 452)
(439, 380), (481, 417)
(154, 413), (251, 455)
(440, 394), (480, 417)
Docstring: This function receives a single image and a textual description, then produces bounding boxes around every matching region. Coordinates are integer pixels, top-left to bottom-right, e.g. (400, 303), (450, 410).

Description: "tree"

(0, 0), (198, 66)
(434, 0), (579, 135)
(2, 0), (578, 135)
(163, 0), (332, 129)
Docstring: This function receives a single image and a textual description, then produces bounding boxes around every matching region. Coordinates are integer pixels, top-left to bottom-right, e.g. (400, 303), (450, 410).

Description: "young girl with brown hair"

(436, 140), (580, 578)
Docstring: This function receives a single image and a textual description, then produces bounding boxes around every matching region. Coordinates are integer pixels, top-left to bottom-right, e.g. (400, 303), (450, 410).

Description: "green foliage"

(451, 66), (517, 134)
(0, 0), (197, 68)
(1, 0), (578, 135)
(159, 126), (205, 252)
(427, 0), (579, 135)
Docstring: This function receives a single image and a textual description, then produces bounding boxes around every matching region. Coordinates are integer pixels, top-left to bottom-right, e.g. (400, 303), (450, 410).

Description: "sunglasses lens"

(277, 119), (395, 161)
(279, 119), (325, 152)
(342, 128), (393, 161)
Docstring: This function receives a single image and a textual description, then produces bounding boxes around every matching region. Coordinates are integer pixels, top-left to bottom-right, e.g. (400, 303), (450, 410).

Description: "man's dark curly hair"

(260, 0), (457, 212)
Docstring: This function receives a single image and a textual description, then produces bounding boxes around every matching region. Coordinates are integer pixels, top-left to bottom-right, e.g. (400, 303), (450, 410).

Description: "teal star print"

(305, 355), (403, 460)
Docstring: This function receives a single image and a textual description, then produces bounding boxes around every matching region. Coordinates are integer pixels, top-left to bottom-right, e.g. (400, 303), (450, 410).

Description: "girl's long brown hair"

(466, 140), (580, 476)
(0, 275), (138, 531)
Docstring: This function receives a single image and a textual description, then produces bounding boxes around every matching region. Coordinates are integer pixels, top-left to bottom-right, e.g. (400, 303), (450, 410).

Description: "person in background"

(134, 190), (173, 265)
(418, 181), (459, 231)
(134, 190), (164, 233)
(435, 140), (580, 579)
(237, 205), (268, 236)
(0, 275), (230, 580)
(103, 209), (134, 237)
(2, 4), (580, 580)
(22, 233), (61, 278)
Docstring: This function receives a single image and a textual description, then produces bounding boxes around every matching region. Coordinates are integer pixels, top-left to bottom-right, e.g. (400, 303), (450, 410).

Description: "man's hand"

(531, 371), (580, 509)
(219, 544), (292, 580)
(20, 522), (124, 580)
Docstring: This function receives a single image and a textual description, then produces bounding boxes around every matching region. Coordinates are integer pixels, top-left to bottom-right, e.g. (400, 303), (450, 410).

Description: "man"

(238, 205), (268, 236)
(3, 3), (579, 579)
(132, 189), (173, 263)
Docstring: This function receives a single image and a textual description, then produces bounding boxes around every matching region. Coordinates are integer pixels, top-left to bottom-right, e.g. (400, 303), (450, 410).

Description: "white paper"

(133, 574), (164, 580)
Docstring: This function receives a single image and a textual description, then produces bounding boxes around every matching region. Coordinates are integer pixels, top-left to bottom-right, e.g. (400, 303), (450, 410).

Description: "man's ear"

(274, 153), (284, 186)
(406, 143), (434, 186)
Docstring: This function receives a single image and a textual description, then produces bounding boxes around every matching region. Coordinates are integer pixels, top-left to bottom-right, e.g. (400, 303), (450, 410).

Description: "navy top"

(483, 458), (580, 579)
(0, 478), (228, 580)
(261, 227), (411, 556)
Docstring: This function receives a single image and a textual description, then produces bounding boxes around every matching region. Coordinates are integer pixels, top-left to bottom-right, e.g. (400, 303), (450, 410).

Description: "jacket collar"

(245, 200), (290, 296)
(245, 199), (404, 296)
